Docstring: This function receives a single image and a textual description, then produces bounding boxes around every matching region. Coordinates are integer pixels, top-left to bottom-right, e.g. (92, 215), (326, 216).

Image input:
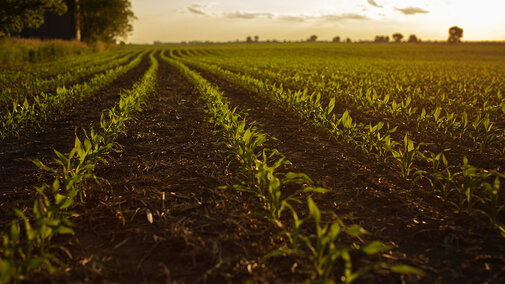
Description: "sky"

(129, 0), (505, 43)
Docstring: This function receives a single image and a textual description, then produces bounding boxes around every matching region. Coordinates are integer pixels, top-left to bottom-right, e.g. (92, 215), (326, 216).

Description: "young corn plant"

(481, 173), (505, 231)
(268, 198), (423, 283)
(391, 134), (427, 179)
(360, 122), (398, 163)
(450, 158), (489, 215)
(420, 150), (458, 201)
(0, 51), (158, 283)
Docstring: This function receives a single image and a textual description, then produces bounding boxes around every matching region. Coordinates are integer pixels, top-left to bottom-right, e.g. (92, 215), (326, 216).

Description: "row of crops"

(174, 45), (505, 238)
(162, 51), (423, 282)
(0, 46), (421, 282)
(0, 49), (145, 139)
(0, 49), (158, 283)
(1, 44), (504, 282)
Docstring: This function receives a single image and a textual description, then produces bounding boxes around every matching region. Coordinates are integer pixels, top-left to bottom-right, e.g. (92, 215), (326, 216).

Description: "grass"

(0, 38), (111, 65)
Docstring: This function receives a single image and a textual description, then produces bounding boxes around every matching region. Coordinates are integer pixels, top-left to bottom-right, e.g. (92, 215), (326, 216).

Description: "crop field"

(1, 43), (505, 283)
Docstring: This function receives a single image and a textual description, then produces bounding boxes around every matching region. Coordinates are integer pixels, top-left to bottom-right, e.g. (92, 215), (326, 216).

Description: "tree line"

(0, 0), (135, 43)
(244, 26), (464, 44)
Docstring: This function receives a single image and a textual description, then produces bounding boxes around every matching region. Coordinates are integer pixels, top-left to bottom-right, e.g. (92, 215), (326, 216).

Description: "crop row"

(163, 50), (422, 282)
(0, 50), (128, 94)
(178, 50), (505, 156)
(0, 50), (139, 107)
(0, 50), (158, 283)
(184, 47), (505, 119)
(179, 55), (505, 236)
(0, 50), (148, 140)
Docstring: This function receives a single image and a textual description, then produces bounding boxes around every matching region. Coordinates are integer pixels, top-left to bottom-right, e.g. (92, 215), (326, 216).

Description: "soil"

(0, 53), (150, 224)
(2, 52), (505, 283)
(191, 66), (505, 283)
(0, 51), (140, 111)
(208, 63), (505, 172)
(51, 56), (305, 283)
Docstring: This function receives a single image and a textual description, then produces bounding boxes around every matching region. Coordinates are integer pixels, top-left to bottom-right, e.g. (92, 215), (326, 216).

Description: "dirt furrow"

(193, 67), (505, 283)
(47, 57), (294, 283)
(0, 53), (150, 218)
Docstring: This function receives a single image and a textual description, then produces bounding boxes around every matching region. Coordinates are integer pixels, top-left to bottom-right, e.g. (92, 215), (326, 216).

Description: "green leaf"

(9, 221), (19, 241)
(303, 187), (328, 193)
(390, 264), (425, 276)
(262, 248), (297, 261)
(345, 224), (367, 237)
(55, 225), (74, 235)
(307, 197), (320, 224)
(284, 172), (312, 184)
(361, 241), (393, 255)
(327, 97), (335, 115)
(32, 159), (55, 172)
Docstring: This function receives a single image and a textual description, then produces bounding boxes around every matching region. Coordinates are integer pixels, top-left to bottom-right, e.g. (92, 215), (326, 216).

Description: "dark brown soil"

(211, 64), (505, 172)
(47, 56), (296, 283)
(0, 53), (150, 224)
(4, 52), (505, 283)
(61, 51), (141, 90)
(191, 66), (505, 283)
(0, 52), (140, 111)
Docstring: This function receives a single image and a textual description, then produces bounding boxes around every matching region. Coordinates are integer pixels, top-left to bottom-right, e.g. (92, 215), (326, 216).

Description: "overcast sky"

(129, 0), (505, 43)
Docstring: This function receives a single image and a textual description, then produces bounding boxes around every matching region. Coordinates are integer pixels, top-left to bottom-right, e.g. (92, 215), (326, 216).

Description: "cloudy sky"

(129, 0), (505, 43)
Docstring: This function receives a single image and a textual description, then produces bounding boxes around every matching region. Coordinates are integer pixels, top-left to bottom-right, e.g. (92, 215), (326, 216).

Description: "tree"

(254, 35), (259, 42)
(374, 35), (389, 43)
(0, 0), (68, 37)
(392, 33), (403, 43)
(346, 38), (352, 43)
(448, 26), (463, 43)
(246, 36), (253, 43)
(79, 0), (135, 42)
(307, 35), (317, 42)
(332, 36), (340, 43)
(407, 34), (419, 43)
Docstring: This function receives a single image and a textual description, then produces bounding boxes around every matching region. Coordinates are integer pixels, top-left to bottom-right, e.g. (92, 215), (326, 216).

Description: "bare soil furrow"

(193, 67), (505, 283)
(0, 53), (150, 218)
(48, 57), (294, 283)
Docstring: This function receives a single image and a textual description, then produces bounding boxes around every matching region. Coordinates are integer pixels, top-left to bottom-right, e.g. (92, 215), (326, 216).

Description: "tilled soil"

(202, 64), (505, 172)
(42, 57), (299, 283)
(0, 53), (150, 223)
(192, 67), (505, 283)
(0, 51), (140, 111)
(4, 53), (505, 283)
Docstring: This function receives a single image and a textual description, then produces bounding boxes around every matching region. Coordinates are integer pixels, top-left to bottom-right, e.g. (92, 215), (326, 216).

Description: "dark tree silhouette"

(392, 33), (403, 43)
(80, 0), (136, 42)
(374, 35), (389, 43)
(307, 35), (318, 42)
(254, 35), (259, 42)
(346, 37), (352, 43)
(448, 26), (463, 43)
(407, 34), (419, 43)
(0, 0), (68, 37)
(246, 36), (253, 43)
(332, 36), (340, 43)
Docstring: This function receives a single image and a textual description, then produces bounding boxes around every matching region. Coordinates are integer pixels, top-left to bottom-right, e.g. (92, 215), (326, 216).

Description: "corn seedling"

(391, 134), (427, 178)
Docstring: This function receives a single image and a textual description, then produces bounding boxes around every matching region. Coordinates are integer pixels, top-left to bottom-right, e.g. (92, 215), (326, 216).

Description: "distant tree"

(346, 37), (352, 43)
(307, 34), (318, 42)
(448, 26), (463, 43)
(0, 0), (68, 37)
(374, 35), (389, 43)
(332, 36), (341, 43)
(246, 36), (253, 43)
(80, 0), (136, 42)
(254, 35), (259, 42)
(407, 34), (419, 43)
(392, 33), (403, 43)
